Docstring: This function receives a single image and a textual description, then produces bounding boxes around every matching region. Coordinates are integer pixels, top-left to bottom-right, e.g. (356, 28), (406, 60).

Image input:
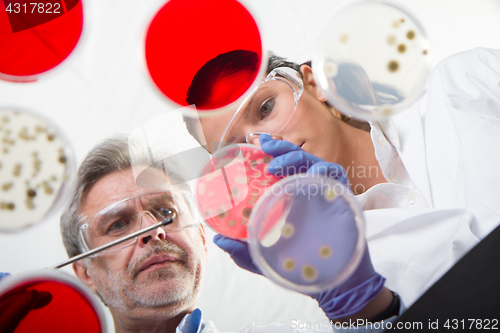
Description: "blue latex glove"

(260, 134), (350, 188)
(0, 273), (11, 280)
(214, 234), (385, 320)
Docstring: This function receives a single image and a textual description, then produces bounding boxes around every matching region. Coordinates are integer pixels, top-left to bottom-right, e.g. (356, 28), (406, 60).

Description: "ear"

(73, 261), (98, 294)
(300, 64), (328, 102)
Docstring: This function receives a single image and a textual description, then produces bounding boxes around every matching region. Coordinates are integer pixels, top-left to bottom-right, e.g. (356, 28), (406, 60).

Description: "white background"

(1, 0), (500, 332)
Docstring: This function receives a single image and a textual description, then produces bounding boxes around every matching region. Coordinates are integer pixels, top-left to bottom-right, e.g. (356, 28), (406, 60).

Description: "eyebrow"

(95, 192), (176, 217)
(97, 207), (134, 223)
(143, 192), (175, 207)
(94, 201), (138, 224)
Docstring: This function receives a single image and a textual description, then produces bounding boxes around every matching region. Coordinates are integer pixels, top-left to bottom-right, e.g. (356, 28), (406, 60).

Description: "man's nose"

(138, 212), (166, 246)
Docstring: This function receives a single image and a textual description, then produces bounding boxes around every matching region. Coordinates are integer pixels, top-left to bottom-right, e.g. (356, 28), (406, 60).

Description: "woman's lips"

(139, 254), (179, 272)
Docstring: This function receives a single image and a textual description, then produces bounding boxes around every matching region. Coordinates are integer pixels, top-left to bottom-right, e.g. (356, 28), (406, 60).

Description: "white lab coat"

(246, 47), (500, 331)
(177, 308), (398, 333)
(362, 47), (500, 307)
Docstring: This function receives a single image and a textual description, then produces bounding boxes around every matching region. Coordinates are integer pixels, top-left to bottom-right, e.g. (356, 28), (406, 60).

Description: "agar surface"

(387, 60), (399, 72)
(283, 258), (296, 271)
(302, 265), (318, 281)
(319, 245), (333, 259)
(0, 110), (69, 230)
(196, 145), (278, 239)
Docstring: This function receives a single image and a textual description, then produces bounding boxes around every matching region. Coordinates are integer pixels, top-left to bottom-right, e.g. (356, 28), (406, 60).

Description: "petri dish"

(0, 270), (106, 332)
(0, 108), (75, 233)
(144, 0), (265, 117)
(195, 144), (279, 240)
(247, 174), (365, 293)
(313, 1), (431, 120)
(0, 0), (84, 82)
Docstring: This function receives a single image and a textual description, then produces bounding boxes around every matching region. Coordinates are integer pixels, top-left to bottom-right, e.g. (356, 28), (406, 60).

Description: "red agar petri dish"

(145, 0), (263, 115)
(196, 144), (279, 240)
(0, 271), (105, 332)
(0, 0), (83, 82)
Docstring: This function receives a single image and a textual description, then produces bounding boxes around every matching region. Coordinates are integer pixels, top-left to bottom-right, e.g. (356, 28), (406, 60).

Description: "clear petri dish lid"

(313, 0), (431, 121)
(0, 270), (106, 332)
(195, 144), (279, 240)
(0, 0), (84, 82)
(144, 0), (266, 118)
(0, 108), (75, 233)
(247, 174), (365, 294)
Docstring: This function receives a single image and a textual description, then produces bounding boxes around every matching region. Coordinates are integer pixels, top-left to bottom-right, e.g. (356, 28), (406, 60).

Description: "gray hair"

(60, 135), (194, 258)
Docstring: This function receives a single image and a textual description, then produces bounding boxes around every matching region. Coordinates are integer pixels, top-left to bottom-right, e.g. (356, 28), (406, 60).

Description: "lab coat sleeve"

(374, 47), (499, 308)
(381, 47), (500, 242)
(238, 320), (395, 333)
(417, 47), (500, 239)
(238, 321), (333, 332)
(364, 207), (479, 307)
(236, 314), (403, 333)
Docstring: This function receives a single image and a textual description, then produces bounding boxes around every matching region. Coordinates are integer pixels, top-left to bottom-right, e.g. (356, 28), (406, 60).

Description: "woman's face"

(198, 66), (345, 164)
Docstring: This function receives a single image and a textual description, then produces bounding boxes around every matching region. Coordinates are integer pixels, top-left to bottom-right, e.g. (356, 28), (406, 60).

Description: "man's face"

(75, 168), (207, 321)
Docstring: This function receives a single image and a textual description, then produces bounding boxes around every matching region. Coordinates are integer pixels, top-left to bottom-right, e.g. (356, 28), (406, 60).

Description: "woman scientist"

(183, 48), (500, 327)
(186, 50), (389, 196)
(184, 48), (500, 237)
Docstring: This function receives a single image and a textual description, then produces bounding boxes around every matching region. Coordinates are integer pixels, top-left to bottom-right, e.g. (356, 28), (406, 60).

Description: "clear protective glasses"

(217, 67), (304, 151)
(78, 190), (199, 254)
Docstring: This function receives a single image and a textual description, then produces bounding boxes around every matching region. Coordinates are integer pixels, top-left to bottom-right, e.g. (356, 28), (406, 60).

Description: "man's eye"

(107, 218), (130, 233)
(259, 98), (275, 119)
(159, 207), (176, 218)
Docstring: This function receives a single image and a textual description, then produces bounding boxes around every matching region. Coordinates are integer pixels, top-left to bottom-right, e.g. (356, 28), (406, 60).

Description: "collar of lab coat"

(372, 103), (433, 207)
(176, 308), (204, 333)
(176, 308), (222, 333)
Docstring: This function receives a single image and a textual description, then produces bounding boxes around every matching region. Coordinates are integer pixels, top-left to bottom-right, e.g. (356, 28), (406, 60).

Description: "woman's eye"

(259, 98), (275, 119)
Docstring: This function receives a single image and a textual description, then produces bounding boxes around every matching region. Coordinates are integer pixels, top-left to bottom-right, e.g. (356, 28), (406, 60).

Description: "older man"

(59, 135), (398, 333)
(60, 136), (213, 332)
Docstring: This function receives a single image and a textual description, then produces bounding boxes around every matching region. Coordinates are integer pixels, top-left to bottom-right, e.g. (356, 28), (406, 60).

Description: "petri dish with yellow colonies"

(247, 174), (365, 293)
(313, 1), (431, 120)
(0, 108), (75, 232)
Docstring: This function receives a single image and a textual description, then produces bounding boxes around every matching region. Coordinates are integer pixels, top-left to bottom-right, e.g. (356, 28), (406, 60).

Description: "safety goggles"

(78, 190), (199, 254)
(216, 67), (304, 151)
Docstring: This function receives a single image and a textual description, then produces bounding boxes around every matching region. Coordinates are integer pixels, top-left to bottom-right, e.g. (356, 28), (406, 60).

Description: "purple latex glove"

(260, 134), (350, 188)
(214, 234), (385, 320)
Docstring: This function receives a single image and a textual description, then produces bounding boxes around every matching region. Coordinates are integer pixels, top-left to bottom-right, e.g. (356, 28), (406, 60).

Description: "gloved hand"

(259, 134), (350, 188)
(214, 233), (385, 320)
